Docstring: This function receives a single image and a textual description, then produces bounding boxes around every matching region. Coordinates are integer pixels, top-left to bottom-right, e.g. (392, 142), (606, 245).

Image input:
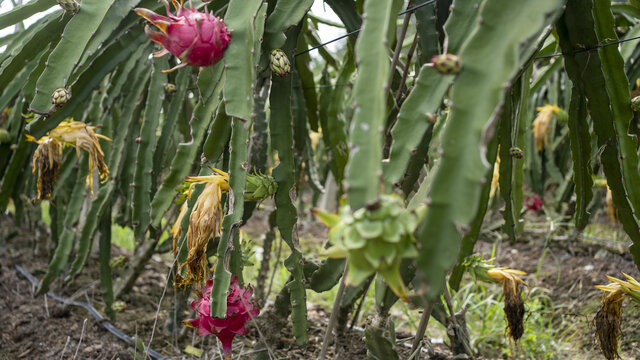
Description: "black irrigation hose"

(14, 265), (170, 360)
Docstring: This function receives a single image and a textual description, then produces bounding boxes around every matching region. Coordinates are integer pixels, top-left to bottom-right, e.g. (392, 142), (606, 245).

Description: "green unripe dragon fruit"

(245, 173), (277, 202)
(135, 0), (231, 72)
(165, 83), (177, 94)
(51, 88), (71, 107)
(509, 147), (523, 159)
(431, 53), (462, 75)
(0, 128), (10, 144)
(313, 194), (426, 301)
(632, 96), (640, 112)
(269, 49), (291, 77)
(57, 0), (79, 14)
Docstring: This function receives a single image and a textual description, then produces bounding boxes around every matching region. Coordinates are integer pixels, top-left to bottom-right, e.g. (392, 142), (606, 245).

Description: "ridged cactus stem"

(417, 0), (565, 300)
(557, 0), (640, 266)
(346, 0), (403, 209)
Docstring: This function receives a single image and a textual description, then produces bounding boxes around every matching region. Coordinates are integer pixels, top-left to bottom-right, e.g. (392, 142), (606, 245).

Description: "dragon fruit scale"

(135, 0), (231, 72)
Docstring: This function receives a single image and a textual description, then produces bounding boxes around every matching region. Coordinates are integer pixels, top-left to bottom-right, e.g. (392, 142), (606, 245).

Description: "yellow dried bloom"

(464, 256), (529, 342)
(174, 169), (230, 288)
(532, 104), (560, 151)
(594, 274), (640, 359)
(171, 186), (192, 251)
(490, 153), (500, 198)
(594, 283), (626, 360)
(26, 120), (111, 198)
(487, 267), (529, 341)
(48, 121), (110, 195)
(25, 135), (63, 200)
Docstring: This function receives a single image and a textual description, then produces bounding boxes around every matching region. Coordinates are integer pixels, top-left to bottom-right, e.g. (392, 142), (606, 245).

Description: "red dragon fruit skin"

(183, 276), (260, 358)
(135, 0), (230, 72)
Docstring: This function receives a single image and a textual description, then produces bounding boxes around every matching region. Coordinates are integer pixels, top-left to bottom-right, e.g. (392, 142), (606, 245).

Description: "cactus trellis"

(3, 0), (640, 358)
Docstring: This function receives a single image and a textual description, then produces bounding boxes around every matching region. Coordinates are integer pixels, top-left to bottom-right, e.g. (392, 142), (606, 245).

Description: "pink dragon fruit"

(135, 0), (231, 72)
(183, 276), (259, 359)
(524, 194), (543, 213)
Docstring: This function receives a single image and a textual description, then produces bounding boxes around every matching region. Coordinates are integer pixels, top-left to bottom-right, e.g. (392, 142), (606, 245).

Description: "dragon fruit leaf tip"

(134, 1), (231, 71)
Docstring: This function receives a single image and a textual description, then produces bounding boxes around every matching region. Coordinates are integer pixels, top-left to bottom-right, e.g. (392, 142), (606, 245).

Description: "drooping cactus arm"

(30, 0), (116, 115)
(557, 0), (640, 266)
(209, 0), (264, 317)
(345, 0), (403, 210)
(416, 0), (566, 300)
(132, 57), (168, 239)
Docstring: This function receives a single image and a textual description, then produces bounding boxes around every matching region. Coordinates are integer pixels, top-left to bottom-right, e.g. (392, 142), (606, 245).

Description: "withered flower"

(532, 104), (566, 151)
(464, 255), (529, 341)
(25, 135), (63, 200)
(173, 169), (230, 288)
(594, 273), (640, 359)
(48, 121), (110, 195)
(26, 120), (111, 198)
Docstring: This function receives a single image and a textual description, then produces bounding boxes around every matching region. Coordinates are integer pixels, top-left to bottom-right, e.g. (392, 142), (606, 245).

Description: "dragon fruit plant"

(183, 276), (260, 360)
(135, 0), (231, 72)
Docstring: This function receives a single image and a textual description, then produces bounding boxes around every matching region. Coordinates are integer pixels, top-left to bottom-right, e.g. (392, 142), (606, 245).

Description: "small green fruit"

(269, 49), (291, 77)
(57, 0), (79, 14)
(509, 147), (524, 159)
(0, 128), (10, 144)
(51, 87), (71, 107)
(632, 96), (640, 112)
(431, 53), (463, 75)
(165, 83), (177, 94)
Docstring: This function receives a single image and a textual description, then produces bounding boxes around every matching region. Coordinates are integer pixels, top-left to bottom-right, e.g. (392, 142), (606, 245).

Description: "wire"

(295, 0), (439, 57)
(295, 29), (361, 57)
(297, 0), (640, 61)
(399, 0), (438, 15)
(536, 35), (640, 59)
(14, 265), (170, 360)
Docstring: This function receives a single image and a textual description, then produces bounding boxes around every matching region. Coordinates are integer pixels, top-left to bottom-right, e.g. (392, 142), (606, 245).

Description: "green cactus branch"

(417, 0), (565, 301)
(30, 0), (116, 114)
(345, 0), (402, 210)
(557, 0), (640, 266)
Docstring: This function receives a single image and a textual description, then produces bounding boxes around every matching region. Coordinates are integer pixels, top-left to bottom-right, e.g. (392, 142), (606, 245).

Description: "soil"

(1, 209), (640, 360)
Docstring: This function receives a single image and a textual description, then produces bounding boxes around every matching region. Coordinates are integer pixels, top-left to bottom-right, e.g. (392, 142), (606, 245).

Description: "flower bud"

(632, 96), (640, 112)
(57, 0), (79, 14)
(509, 147), (523, 159)
(51, 87), (71, 107)
(431, 53), (462, 75)
(245, 173), (277, 202)
(165, 83), (177, 94)
(0, 128), (10, 144)
(270, 49), (291, 77)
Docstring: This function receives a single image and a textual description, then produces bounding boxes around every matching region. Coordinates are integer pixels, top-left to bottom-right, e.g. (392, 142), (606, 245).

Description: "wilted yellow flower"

(48, 121), (110, 194)
(464, 256), (529, 341)
(488, 267), (529, 341)
(532, 104), (561, 151)
(25, 135), (63, 199)
(174, 169), (230, 288)
(25, 120), (110, 198)
(171, 185), (193, 250)
(593, 275), (637, 360)
(490, 153), (500, 198)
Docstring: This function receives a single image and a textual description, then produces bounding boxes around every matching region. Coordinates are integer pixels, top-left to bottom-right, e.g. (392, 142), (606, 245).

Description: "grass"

(452, 280), (578, 359)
